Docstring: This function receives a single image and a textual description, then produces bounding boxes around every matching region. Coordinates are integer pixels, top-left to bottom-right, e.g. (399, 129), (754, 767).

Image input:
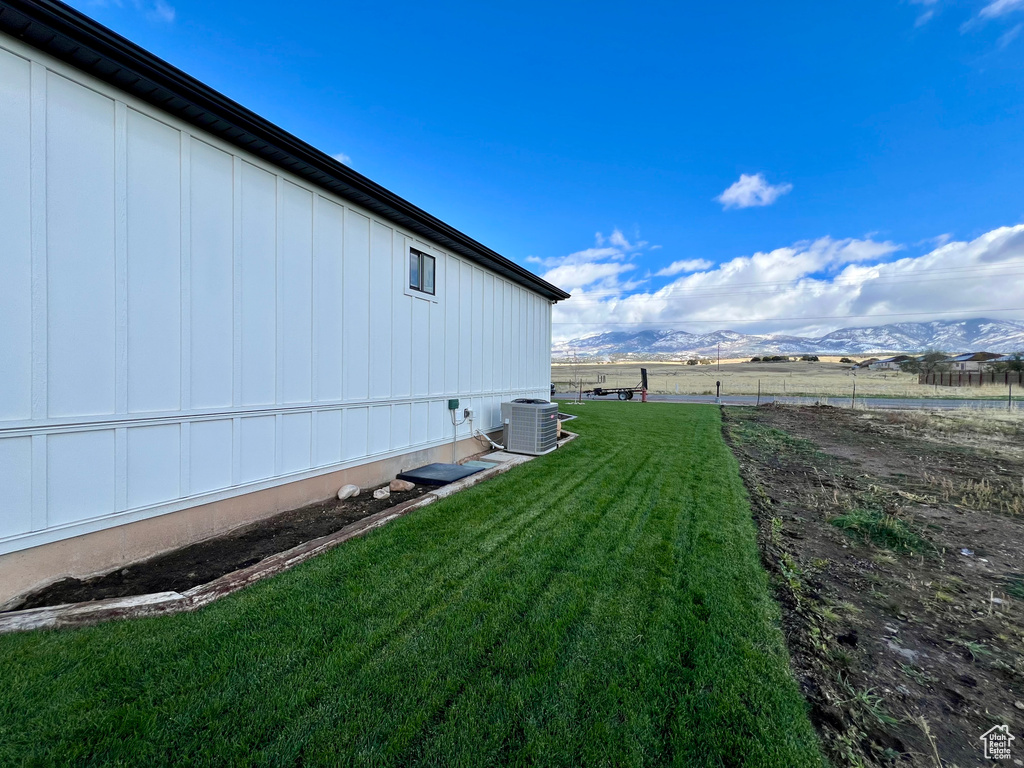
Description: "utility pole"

(717, 343), (720, 373)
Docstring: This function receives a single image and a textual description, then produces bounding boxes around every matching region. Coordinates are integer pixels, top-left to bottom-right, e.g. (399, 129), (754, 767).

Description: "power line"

(551, 307), (1024, 325)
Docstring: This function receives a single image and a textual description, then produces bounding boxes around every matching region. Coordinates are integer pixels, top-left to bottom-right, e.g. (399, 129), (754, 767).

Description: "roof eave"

(0, 0), (570, 302)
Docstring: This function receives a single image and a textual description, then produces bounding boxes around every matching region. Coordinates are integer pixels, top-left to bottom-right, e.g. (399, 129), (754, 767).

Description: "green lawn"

(0, 403), (822, 767)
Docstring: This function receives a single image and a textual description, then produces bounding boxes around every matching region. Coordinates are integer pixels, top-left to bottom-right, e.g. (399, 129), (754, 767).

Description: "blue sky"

(75, 0), (1024, 340)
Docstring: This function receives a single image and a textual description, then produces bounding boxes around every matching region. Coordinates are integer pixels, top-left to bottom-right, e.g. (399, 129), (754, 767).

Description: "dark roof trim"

(0, 0), (570, 302)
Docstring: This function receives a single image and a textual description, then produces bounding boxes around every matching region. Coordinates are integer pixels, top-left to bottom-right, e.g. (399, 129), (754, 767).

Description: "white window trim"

(403, 238), (442, 303)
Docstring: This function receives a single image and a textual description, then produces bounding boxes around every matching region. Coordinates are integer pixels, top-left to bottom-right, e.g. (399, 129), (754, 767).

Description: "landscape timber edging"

(0, 431), (577, 634)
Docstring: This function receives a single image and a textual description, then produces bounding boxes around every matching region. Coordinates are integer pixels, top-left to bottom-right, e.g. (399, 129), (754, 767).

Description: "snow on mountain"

(553, 319), (1024, 358)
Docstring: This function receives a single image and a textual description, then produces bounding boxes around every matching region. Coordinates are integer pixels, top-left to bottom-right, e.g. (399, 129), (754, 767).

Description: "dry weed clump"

(861, 407), (1024, 463)
(925, 473), (1024, 516)
(880, 408), (1024, 436)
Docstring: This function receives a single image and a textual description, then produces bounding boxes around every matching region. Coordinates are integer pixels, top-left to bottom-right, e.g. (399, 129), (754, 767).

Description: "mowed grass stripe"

(2, 440), (638, 764)
(404, 445), (675, 765)
(337, 444), (666, 762)
(0, 403), (822, 767)
(250, 444), (641, 757)
(270, 455), (645, 761)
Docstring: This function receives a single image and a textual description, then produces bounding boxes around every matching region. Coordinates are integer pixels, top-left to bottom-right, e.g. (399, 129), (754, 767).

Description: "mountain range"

(553, 318), (1024, 358)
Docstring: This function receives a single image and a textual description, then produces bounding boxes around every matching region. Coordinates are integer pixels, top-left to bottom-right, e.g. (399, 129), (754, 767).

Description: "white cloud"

(530, 246), (623, 269)
(91, 0), (176, 23)
(543, 262), (637, 292)
(981, 0), (1024, 18)
(608, 230), (630, 248)
(595, 228), (646, 252)
(655, 259), (714, 277)
(998, 21), (1023, 45)
(531, 230), (649, 271)
(550, 225), (1024, 342)
(916, 232), (952, 248)
(332, 152), (352, 165)
(529, 229), (657, 297)
(908, 0), (937, 25)
(716, 173), (793, 210)
(151, 0), (175, 22)
(961, 0), (1024, 40)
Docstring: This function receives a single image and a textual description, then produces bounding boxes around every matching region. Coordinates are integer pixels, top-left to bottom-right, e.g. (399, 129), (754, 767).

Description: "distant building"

(868, 355), (916, 371)
(985, 353), (1023, 368)
(944, 352), (1003, 373)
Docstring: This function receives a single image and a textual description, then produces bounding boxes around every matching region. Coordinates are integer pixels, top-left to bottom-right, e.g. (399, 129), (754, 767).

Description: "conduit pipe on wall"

(449, 407), (468, 462)
(473, 425), (505, 451)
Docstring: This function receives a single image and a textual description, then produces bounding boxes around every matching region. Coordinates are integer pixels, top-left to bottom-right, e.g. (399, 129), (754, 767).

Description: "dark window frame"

(409, 248), (436, 295)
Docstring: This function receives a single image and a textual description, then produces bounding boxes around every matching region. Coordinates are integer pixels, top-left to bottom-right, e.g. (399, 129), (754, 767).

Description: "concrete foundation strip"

(0, 431), (577, 634)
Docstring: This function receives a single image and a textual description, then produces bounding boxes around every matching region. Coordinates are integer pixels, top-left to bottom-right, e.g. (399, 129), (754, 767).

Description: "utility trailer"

(583, 368), (648, 400)
(588, 386), (635, 400)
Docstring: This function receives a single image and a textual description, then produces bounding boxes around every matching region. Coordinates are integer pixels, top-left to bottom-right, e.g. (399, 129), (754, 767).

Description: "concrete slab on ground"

(481, 451), (524, 463)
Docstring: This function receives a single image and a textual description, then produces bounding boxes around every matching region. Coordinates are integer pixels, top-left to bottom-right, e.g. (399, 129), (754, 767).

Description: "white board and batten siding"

(0, 35), (553, 556)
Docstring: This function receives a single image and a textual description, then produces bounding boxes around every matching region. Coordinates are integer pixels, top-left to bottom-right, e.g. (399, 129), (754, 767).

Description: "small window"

(409, 248), (435, 295)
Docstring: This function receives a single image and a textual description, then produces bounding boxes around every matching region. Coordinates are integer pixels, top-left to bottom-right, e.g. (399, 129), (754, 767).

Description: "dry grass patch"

(861, 407), (1024, 462)
(554, 360), (1021, 400)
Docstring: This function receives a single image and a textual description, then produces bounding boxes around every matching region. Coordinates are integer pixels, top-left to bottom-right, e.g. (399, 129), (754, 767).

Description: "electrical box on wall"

(447, 399), (459, 410)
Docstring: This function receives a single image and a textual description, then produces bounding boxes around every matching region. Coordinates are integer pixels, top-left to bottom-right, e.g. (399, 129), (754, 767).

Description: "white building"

(944, 352), (1003, 372)
(0, 1), (568, 604)
(867, 355), (914, 371)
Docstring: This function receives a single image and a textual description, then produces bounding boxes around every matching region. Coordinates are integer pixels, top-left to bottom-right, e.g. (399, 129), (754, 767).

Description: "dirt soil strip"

(723, 404), (1024, 768)
(0, 435), (575, 634)
(7, 484), (435, 612)
(0, 493), (438, 634)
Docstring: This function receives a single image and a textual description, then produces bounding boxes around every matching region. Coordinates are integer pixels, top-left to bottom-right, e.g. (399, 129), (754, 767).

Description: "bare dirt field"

(553, 360), (1016, 400)
(723, 404), (1024, 766)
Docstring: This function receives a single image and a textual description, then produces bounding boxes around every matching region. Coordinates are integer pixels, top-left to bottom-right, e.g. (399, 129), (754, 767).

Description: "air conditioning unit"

(501, 399), (559, 456)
